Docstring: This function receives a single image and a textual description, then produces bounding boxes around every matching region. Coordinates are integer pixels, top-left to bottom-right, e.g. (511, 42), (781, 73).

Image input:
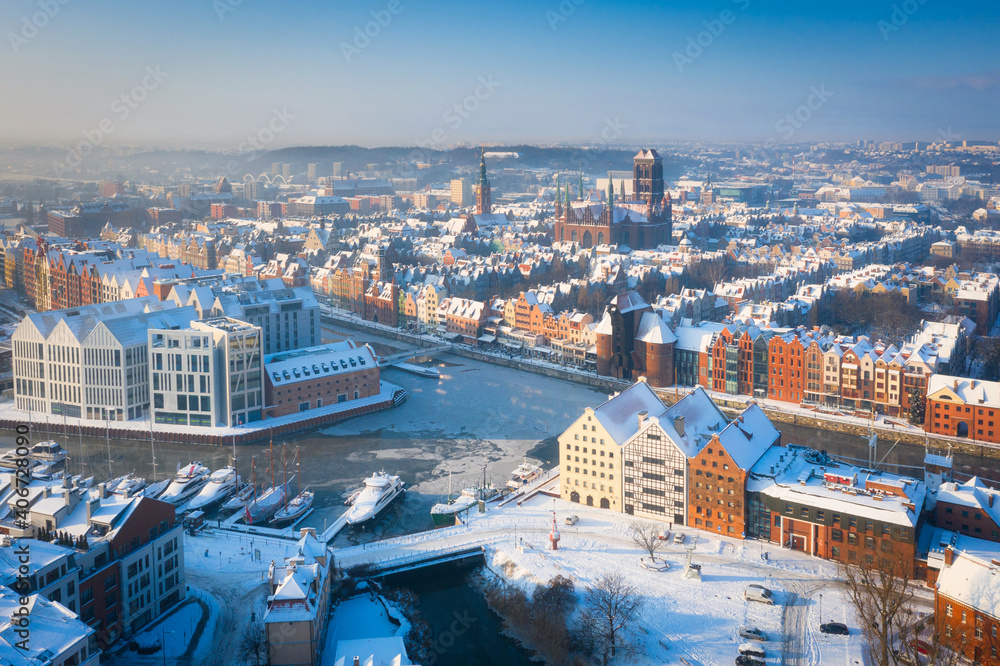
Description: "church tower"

(476, 149), (492, 215)
(632, 149), (664, 205)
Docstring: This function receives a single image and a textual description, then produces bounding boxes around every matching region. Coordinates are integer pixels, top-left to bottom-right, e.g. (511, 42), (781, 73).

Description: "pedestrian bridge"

(347, 544), (486, 577)
(378, 344), (452, 366)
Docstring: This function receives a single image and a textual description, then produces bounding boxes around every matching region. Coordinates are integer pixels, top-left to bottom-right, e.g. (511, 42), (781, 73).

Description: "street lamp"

(161, 627), (176, 666)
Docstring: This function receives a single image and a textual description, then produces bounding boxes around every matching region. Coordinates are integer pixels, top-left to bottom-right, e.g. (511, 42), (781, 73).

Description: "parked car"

(564, 514), (578, 526)
(739, 627), (768, 642)
(820, 622), (849, 635)
(659, 529), (671, 541)
(738, 643), (766, 659)
(673, 532), (685, 545)
(743, 584), (775, 605)
(735, 656), (765, 666)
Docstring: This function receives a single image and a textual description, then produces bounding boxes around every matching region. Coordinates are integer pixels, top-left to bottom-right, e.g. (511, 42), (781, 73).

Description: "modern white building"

(12, 298), (197, 421)
(149, 317), (263, 427)
(163, 276), (321, 355)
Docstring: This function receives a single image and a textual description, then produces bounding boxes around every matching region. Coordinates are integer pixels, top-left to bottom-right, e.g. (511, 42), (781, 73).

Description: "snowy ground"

(322, 591), (410, 666)
(106, 584), (223, 666)
(332, 491), (869, 666)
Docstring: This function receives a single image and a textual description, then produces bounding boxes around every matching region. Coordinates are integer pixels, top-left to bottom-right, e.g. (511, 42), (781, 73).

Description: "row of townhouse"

(678, 316), (973, 417)
(558, 379), (926, 574)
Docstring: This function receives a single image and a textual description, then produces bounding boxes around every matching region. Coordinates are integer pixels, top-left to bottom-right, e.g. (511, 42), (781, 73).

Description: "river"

(4, 325), (999, 546)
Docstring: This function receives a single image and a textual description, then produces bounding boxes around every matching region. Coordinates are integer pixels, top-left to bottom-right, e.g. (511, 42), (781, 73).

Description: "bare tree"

(976, 337), (1000, 381)
(239, 619), (268, 666)
(630, 521), (664, 562)
(840, 553), (963, 666)
(583, 572), (645, 665)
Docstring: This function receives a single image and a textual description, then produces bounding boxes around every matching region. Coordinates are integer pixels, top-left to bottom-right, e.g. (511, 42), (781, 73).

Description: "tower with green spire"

(476, 148), (492, 215)
(555, 175), (562, 217)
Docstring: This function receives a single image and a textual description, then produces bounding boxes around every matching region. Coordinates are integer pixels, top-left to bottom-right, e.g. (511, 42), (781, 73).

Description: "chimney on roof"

(301, 527), (316, 539)
(954, 379), (959, 391)
(991, 494), (995, 508)
(674, 415), (686, 437)
(97, 483), (107, 500)
(353, 658), (360, 666)
(945, 546), (955, 566)
(86, 498), (97, 520)
(638, 410), (648, 427)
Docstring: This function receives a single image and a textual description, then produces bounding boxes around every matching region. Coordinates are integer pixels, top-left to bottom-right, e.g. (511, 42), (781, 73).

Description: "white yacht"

(29, 441), (68, 463)
(109, 473), (146, 497)
(507, 459), (543, 490)
(187, 467), (239, 511)
(159, 462), (211, 506)
(345, 472), (405, 525)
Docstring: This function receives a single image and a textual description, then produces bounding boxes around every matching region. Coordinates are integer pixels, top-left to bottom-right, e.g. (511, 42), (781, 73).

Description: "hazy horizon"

(2, 0), (998, 150)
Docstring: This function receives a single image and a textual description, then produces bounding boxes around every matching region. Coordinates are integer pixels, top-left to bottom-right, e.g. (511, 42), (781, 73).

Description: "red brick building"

(554, 149), (672, 250)
(688, 404), (778, 537)
(768, 330), (807, 404)
(925, 375), (1000, 444)
(263, 342), (380, 418)
(935, 549), (1000, 664)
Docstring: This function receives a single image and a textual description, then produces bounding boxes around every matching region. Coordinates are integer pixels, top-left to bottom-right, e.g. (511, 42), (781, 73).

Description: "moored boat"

(345, 472), (404, 525)
(187, 467), (239, 511)
(271, 490), (314, 525)
(159, 462), (211, 506)
(507, 458), (543, 490)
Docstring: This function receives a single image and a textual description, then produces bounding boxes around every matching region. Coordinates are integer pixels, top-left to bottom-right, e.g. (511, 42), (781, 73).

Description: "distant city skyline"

(1, 0), (998, 149)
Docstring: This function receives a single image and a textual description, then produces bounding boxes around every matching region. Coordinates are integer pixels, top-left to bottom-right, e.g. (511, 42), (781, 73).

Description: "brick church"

(554, 148), (672, 250)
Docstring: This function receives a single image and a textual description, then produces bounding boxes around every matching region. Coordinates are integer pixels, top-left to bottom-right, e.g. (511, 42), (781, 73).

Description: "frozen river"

(0, 330), (607, 546)
(6, 322), (1000, 547)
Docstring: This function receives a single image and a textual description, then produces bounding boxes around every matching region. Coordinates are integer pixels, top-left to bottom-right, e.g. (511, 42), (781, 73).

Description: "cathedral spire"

(607, 172), (614, 209)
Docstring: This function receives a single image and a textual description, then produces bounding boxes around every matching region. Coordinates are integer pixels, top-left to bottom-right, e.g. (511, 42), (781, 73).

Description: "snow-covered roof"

(937, 551), (1000, 619)
(635, 311), (677, 345)
(265, 342), (375, 387)
(0, 592), (96, 665)
(716, 403), (780, 470)
(593, 381), (668, 445)
(750, 446), (924, 528)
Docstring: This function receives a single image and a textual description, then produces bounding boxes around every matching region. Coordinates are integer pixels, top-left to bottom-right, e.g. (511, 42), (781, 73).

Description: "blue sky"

(2, 0), (997, 148)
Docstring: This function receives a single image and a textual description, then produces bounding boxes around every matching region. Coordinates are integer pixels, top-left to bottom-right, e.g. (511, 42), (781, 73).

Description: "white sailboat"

(271, 450), (313, 525)
(244, 439), (290, 524)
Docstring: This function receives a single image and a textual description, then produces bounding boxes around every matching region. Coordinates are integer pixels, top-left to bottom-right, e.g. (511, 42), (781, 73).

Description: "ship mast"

(269, 435), (275, 490)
